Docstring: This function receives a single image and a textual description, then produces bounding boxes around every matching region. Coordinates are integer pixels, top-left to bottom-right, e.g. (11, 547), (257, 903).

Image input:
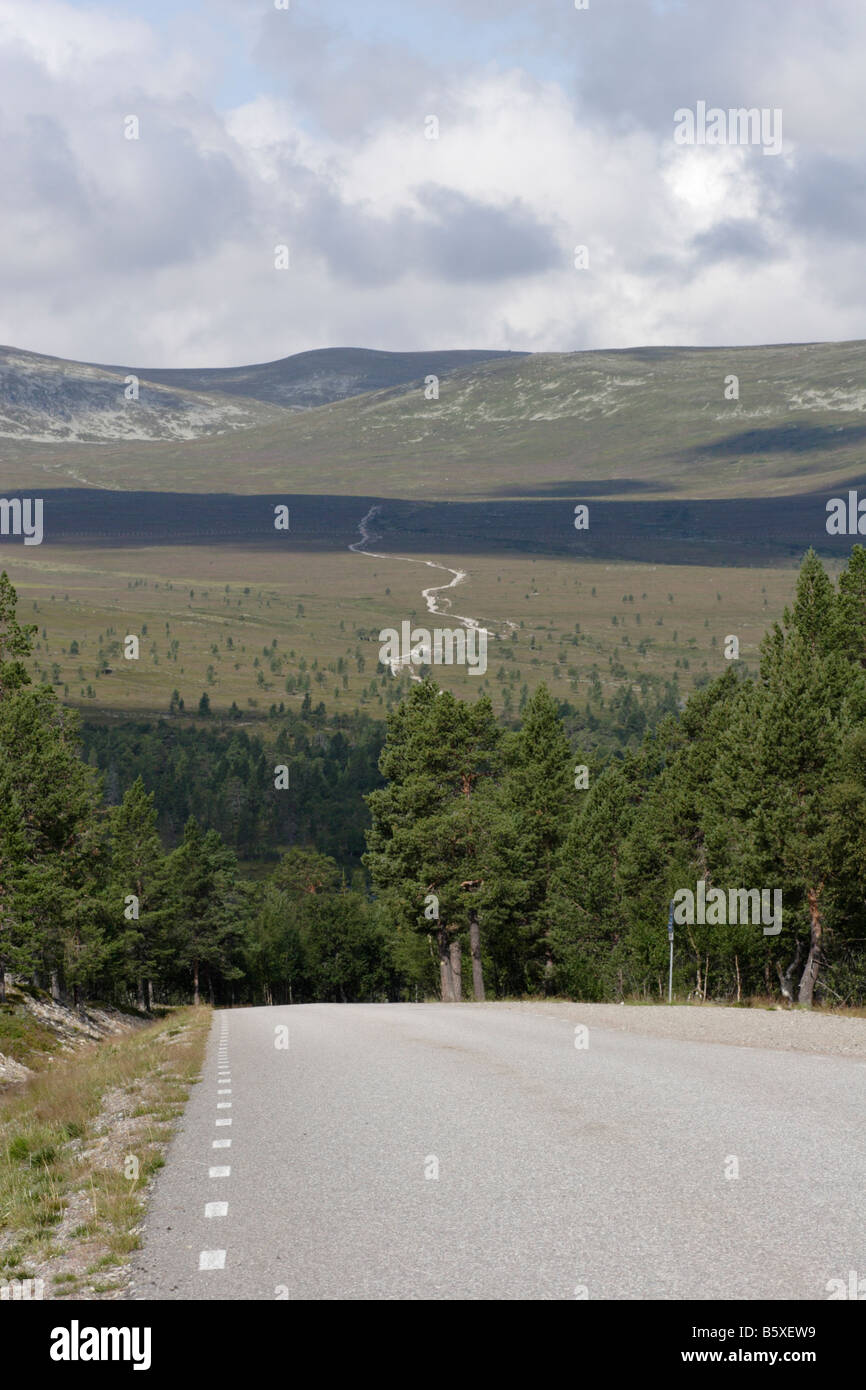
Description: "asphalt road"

(131, 1003), (866, 1300)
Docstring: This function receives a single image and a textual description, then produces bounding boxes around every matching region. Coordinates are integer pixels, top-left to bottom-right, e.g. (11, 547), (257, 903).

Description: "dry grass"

(0, 1005), (210, 1298)
(3, 542), (804, 716)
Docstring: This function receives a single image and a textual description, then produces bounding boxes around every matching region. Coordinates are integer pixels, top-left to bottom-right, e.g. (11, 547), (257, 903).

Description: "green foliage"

(5, 552), (866, 1009)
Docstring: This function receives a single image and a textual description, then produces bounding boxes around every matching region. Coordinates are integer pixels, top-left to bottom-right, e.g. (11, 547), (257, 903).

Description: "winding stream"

(349, 504), (514, 678)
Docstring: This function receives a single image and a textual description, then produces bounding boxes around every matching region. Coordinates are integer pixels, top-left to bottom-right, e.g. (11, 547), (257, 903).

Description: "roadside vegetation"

(2, 548), (866, 1017)
(0, 1005), (209, 1298)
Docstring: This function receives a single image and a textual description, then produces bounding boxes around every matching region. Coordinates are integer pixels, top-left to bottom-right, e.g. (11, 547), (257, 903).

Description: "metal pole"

(667, 901), (674, 1004)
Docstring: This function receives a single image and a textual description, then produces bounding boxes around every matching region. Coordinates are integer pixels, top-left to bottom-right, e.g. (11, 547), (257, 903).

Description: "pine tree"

(0, 578), (104, 1004)
(107, 777), (164, 1009)
(365, 681), (503, 1000)
(155, 818), (247, 1004)
(708, 553), (864, 1005)
(499, 685), (574, 988)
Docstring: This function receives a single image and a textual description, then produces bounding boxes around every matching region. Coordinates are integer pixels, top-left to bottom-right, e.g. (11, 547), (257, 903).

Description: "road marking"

(199, 1250), (226, 1270)
(218, 1088), (232, 1095)
(217, 1102), (232, 1109)
(213, 1139), (231, 1148)
(209, 1166), (231, 1178)
(205, 1202), (229, 1218)
(215, 1118), (232, 1126)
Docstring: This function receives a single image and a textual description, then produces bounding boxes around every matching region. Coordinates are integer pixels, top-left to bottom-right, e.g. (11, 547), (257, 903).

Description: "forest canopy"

(2, 549), (865, 1011)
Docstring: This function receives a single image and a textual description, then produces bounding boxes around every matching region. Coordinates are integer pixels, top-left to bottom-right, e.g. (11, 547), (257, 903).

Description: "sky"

(1, 0), (864, 366)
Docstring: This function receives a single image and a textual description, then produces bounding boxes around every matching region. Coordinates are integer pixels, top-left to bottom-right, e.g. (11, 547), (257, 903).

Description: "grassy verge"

(0, 1005), (210, 1299)
(0, 1002), (59, 1072)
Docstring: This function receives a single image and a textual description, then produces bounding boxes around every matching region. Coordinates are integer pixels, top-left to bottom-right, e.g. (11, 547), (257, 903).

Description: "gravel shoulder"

(472, 999), (866, 1059)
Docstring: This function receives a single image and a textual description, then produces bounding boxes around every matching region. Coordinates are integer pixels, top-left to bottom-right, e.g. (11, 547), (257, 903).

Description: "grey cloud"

(776, 155), (866, 242)
(250, 13), (458, 140)
(0, 100), (252, 289)
(298, 183), (560, 285)
(690, 219), (778, 263)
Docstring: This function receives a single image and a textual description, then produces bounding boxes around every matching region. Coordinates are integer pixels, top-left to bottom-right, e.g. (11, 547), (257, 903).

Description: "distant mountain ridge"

(2, 340), (866, 507)
(0, 344), (525, 444)
(90, 346), (528, 408)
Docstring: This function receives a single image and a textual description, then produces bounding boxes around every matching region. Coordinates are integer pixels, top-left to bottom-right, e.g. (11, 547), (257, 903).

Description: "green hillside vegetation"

(2, 551), (866, 1013)
(4, 339), (866, 499)
(92, 345), (525, 407)
(4, 543), (801, 715)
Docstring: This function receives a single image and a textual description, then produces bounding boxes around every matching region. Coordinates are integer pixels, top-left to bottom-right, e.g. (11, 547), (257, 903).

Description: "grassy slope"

(3, 339), (866, 499)
(0, 1005), (210, 1299)
(5, 541), (807, 714)
(0, 337), (860, 714)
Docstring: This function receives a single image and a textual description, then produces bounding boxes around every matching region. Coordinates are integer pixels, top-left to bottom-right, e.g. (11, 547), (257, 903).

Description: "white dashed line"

(200, 1026), (234, 1277)
(199, 1250), (226, 1270)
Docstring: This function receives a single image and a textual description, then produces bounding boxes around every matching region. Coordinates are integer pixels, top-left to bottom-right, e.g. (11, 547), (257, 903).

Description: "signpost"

(667, 900), (675, 1004)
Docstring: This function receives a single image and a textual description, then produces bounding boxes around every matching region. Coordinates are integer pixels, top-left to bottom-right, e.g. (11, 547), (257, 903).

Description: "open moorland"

(0, 339), (862, 715)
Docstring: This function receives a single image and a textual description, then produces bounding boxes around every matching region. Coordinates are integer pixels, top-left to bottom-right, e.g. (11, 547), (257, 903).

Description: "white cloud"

(0, 0), (863, 364)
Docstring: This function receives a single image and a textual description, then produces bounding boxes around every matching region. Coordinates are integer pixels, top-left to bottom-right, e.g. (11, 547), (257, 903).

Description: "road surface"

(131, 1002), (866, 1300)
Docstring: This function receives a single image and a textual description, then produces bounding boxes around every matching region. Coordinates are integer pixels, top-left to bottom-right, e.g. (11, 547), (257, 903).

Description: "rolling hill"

(1, 339), (864, 502)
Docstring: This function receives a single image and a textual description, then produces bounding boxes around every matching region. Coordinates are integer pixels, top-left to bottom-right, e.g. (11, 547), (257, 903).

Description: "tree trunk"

(543, 949), (555, 996)
(469, 911), (485, 1001)
(136, 978), (146, 1012)
(798, 888), (824, 1007)
(734, 954), (741, 1004)
(147, 979), (154, 1011)
(449, 937), (462, 1001)
(0, 960), (5, 1005)
(193, 959), (200, 1007)
(777, 940), (803, 1004)
(438, 927), (454, 1002)
(50, 970), (61, 1003)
